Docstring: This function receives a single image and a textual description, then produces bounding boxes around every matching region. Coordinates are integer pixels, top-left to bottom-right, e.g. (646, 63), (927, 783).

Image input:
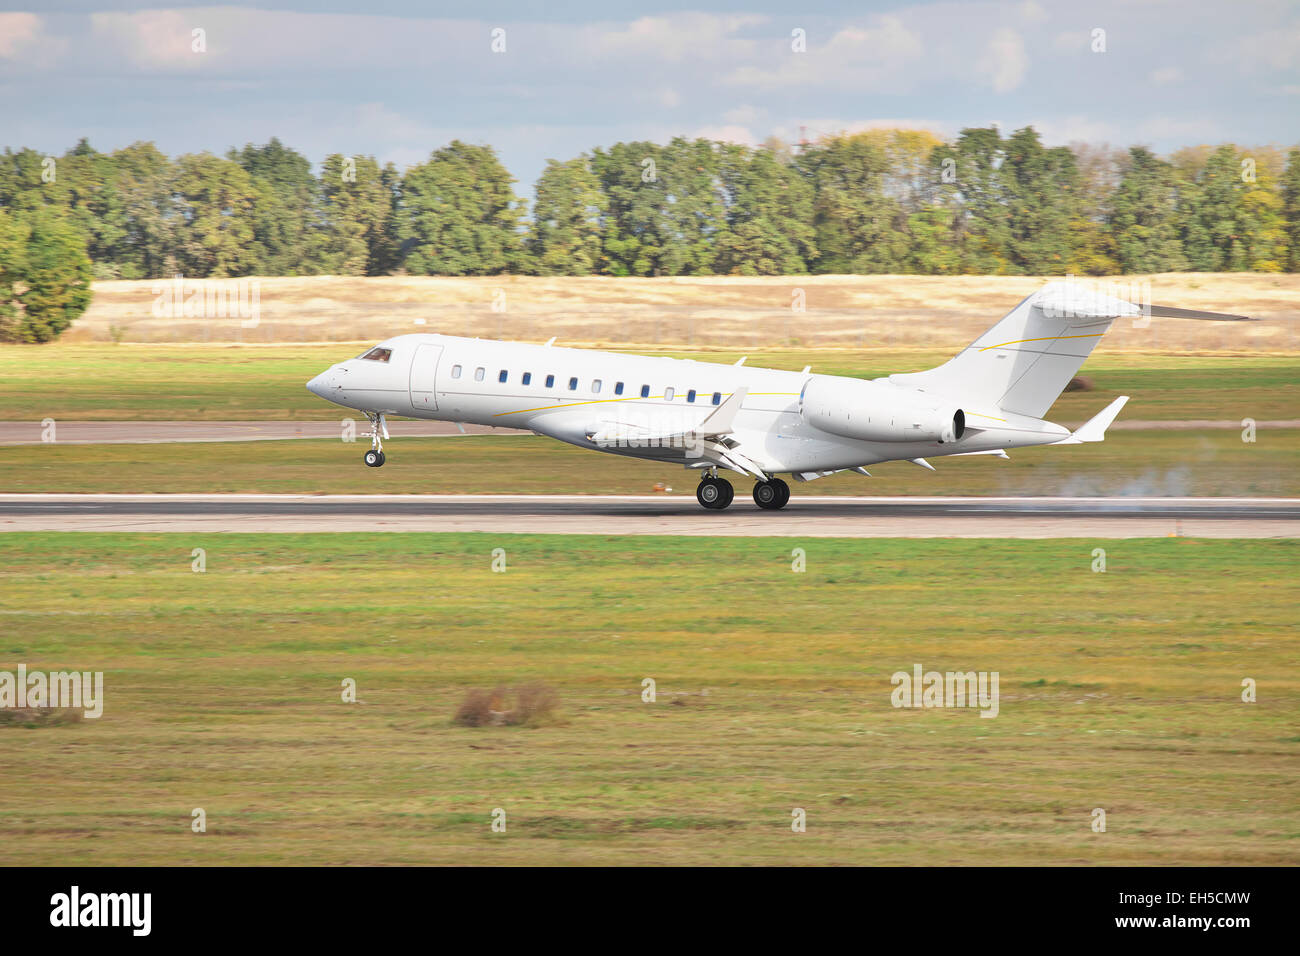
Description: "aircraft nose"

(305, 372), (328, 398)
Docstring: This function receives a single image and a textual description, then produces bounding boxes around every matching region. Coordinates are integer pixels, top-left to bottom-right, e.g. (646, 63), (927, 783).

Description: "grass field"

(4, 429), (1297, 496)
(2, 344), (1293, 495)
(2, 344), (1296, 422)
(0, 533), (1294, 865)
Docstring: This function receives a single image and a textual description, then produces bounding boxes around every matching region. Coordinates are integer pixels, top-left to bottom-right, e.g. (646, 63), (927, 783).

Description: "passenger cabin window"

(522, 372), (532, 385)
(664, 387), (675, 401)
(687, 389), (696, 403)
(640, 385), (650, 398)
(498, 370), (508, 383)
(568, 377), (578, 391)
(474, 367), (485, 382)
(546, 374), (555, 388)
(451, 365), (462, 379)
(592, 379), (602, 394)
(359, 347), (392, 363)
(615, 382), (624, 395)
(712, 391), (722, 405)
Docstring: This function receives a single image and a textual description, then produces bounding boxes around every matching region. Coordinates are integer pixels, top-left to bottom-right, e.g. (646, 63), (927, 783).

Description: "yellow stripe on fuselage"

(978, 333), (1104, 353)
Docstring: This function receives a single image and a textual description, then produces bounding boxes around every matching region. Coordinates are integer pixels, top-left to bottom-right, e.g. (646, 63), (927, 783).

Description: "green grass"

(0, 533), (1295, 865)
(1, 344), (1296, 422)
(3, 428), (1296, 496)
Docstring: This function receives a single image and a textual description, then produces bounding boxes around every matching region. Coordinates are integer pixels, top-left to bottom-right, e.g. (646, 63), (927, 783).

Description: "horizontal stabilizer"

(951, 448), (1009, 459)
(1054, 396), (1129, 444)
(1145, 305), (1254, 322)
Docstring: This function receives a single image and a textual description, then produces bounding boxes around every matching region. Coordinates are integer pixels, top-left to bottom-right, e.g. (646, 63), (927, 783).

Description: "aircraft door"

(409, 344), (444, 411)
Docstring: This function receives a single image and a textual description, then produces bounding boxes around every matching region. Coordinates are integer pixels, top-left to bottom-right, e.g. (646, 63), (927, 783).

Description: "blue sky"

(3, 0), (1297, 194)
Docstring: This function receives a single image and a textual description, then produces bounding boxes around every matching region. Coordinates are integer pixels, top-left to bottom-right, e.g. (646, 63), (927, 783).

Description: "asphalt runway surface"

(1, 494), (1295, 537)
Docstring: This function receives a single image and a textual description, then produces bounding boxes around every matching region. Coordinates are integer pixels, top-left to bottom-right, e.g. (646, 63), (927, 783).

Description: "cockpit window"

(359, 347), (392, 363)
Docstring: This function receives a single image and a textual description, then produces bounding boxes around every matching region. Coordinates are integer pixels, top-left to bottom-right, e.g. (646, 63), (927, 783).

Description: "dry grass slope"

(68, 274), (1300, 352)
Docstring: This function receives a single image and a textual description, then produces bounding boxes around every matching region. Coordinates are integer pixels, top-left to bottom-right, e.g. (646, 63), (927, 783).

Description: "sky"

(2, 0), (1297, 195)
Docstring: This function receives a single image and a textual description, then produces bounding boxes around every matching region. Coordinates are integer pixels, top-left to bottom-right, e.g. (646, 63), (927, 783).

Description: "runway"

(1, 494), (1295, 537)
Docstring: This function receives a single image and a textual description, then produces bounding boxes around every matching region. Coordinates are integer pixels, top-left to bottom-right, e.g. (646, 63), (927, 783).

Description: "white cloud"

(977, 28), (1028, 93)
(1148, 66), (1183, 86)
(0, 12), (66, 64)
(725, 16), (924, 91)
(1218, 23), (1300, 72)
(583, 14), (766, 63)
(0, 12), (40, 58)
(1019, 1), (1048, 23)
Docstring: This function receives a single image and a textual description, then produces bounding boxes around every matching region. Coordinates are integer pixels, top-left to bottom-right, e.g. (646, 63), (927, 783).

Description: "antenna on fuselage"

(734, 356), (747, 366)
(544, 336), (557, 347)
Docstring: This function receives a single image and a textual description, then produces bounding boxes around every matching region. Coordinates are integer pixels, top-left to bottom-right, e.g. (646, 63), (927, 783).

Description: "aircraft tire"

(771, 478), (790, 508)
(696, 476), (729, 510)
(753, 480), (782, 510)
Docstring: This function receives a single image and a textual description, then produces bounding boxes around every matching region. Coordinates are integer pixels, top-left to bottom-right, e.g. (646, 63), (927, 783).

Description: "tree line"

(2, 127), (1299, 341)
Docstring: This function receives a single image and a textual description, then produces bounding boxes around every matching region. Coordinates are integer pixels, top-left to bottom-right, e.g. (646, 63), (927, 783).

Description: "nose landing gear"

(363, 412), (388, 467)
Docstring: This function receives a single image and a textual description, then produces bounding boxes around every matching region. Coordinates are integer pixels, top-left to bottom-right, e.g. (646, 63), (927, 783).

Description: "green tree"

(1284, 148), (1300, 272)
(0, 147), (50, 216)
(904, 203), (961, 274)
(528, 157), (607, 275)
(0, 208), (93, 343)
(399, 141), (525, 275)
(590, 140), (667, 276)
(107, 142), (178, 279)
(230, 138), (322, 274)
(591, 137), (728, 276)
(173, 152), (258, 277)
(1001, 127), (1078, 274)
(798, 132), (907, 273)
(1179, 145), (1286, 272)
(1109, 146), (1186, 273)
(713, 143), (815, 275)
(930, 127), (1011, 273)
(319, 154), (399, 275)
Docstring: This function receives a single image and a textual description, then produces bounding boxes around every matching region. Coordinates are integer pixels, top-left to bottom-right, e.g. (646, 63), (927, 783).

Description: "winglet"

(699, 386), (748, 436)
(1056, 396), (1129, 444)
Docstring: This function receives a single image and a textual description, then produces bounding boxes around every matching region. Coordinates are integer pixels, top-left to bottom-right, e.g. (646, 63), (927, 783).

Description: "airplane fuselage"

(306, 332), (1070, 477)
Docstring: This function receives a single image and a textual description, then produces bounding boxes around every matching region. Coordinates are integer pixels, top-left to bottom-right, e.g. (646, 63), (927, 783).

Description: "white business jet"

(306, 282), (1247, 510)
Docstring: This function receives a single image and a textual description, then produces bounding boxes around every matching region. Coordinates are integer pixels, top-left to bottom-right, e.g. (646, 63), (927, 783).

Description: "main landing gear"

(752, 477), (790, 510)
(696, 473), (735, 510)
(695, 473), (790, 511)
(363, 412), (387, 467)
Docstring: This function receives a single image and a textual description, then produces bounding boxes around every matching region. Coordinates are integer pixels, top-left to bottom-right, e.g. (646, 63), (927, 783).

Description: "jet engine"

(800, 375), (966, 443)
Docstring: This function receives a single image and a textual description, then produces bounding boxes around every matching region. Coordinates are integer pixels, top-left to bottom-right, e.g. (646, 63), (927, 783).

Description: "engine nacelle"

(800, 375), (965, 443)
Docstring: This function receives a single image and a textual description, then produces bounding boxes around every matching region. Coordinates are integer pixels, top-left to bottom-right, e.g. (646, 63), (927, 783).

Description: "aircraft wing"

(585, 387), (748, 447)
